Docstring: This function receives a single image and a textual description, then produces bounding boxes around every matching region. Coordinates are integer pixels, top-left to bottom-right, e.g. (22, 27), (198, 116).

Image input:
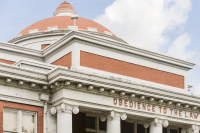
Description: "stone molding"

(100, 111), (127, 122)
(143, 118), (169, 128)
(50, 103), (79, 115)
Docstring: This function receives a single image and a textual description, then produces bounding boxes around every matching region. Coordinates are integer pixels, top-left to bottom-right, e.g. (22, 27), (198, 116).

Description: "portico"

(47, 73), (200, 133)
(49, 101), (199, 133)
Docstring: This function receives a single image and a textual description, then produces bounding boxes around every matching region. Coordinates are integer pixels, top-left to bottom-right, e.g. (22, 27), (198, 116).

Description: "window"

(125, 122), (133, 133)
(86, 115), (106, 133)
(99, 118), (107, 131)
(86, 116), (96, 130)
(163, 128), (167, 133)
(137, 124), (145, 133)
(3, 108), (37, 133)
(170, 129), (177, 133)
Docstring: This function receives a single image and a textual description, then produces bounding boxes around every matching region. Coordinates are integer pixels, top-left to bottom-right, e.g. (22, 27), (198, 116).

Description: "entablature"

(48, 67), (200, 110)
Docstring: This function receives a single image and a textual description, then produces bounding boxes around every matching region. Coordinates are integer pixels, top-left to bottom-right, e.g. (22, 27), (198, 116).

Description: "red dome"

(56, 1), (74, 10)
(19, 16), (115, 36)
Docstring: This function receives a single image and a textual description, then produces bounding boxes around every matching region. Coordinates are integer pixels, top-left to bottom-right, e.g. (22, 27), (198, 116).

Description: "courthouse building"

(0, 1), (200, 133)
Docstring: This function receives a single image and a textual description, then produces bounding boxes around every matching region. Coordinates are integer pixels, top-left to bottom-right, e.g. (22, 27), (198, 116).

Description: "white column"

(107, 112), (120, 133)
(57, 105), (72, 133)
(100, 111), (127, 133)
(149, 121), (162, 133)
(148, 118), (169, 133)
(50, 103), (79, 133)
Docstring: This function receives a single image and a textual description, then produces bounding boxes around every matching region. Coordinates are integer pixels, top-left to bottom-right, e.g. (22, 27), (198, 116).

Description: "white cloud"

(95, 0), (200, 94)
(189, 81), (200, 94)
(94, 0), (191, 52)
(166, 33), (196, 60)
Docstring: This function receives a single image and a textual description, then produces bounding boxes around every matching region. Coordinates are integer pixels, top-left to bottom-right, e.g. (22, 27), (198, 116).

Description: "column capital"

(191, 125), (200, 131)
(107, 111), (121, 121)
(50, 103), (79, 115)
(143, 122), (150, 128)
(149, 118), (169, 128)
(100, 111), (127, 122)
(184, 125), (200, 133)
(181, 128), (186, 133)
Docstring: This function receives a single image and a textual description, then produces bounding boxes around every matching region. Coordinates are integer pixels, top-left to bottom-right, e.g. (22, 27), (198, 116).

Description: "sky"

(0, 0), (200, 94)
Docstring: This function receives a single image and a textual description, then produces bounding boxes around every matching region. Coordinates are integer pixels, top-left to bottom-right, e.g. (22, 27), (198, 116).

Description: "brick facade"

(0, 101), (43, 133)
(80, 51), (184, 89)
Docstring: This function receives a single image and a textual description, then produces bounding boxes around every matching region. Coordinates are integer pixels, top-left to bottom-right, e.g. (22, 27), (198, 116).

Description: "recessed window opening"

(3, 107), (37, 133)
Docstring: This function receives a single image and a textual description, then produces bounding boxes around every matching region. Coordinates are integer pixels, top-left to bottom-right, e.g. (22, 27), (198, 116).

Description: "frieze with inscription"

(113, 98), (199, 120)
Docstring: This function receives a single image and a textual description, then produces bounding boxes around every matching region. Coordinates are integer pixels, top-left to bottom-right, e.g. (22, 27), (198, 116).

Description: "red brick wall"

(0, 59), (15, 65)
(0, 101), (43, 133)
(80, 51), (184, 89)
(52, 52), (72, 67)
(41, 44), (50, 50)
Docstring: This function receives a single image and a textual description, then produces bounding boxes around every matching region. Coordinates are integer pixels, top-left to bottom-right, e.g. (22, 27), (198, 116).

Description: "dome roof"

(56, 1), (74, 10)
(18, 1), (115, 36)
(19, 16), (114, 36)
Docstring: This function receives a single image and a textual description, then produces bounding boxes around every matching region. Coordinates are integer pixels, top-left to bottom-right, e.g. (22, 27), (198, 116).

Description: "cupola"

(53, 1), (77, 17)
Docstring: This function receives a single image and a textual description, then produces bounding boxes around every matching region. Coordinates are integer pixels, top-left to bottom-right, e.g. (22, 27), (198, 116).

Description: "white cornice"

(0, 60), (198, 109)
(6, 29), (195, 70)
(72, 31), (195, 70)
(8, 30), (70, 44)
(47, 67), (200, 103)
(78, 29), (127, 44)
(42, 30), (195, 70)
(1, 30), (196, 71)
(0, 93), (44, 107)
(0, 61), (196, 102)
(9, 29), (124, 45)
(14, 60), (56, 70)
(0, 41), (42, 57)
(0, 62), (48, 84)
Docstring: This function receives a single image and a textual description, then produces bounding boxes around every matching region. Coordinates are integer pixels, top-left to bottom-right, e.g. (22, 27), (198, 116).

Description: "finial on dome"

(63, 1), (68, 4)
(53, 1), (77, 17)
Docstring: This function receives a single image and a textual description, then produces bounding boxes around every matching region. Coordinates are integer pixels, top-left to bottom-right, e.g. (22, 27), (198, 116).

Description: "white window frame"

(3, 107), (37, 133)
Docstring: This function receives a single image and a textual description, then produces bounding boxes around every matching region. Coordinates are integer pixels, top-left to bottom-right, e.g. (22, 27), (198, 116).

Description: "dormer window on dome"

(53, 1), (77, 17)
